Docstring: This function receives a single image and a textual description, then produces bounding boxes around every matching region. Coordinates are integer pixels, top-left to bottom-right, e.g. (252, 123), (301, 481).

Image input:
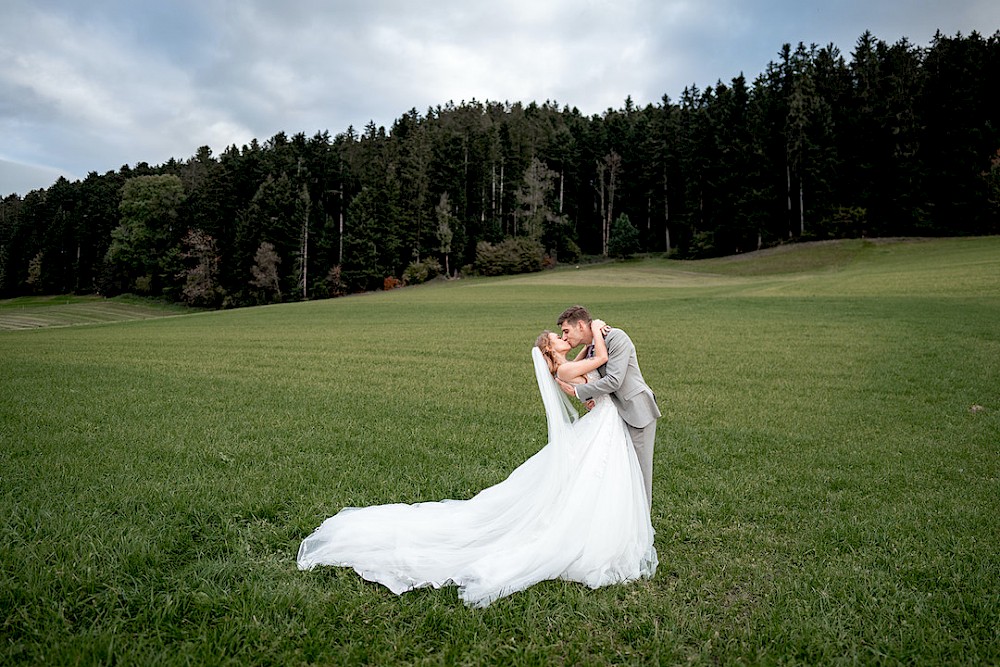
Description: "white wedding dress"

(297, 348), (657, 607)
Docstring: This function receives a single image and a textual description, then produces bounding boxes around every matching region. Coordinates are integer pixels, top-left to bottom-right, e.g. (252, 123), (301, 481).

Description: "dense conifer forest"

(2, 30), (998, 306)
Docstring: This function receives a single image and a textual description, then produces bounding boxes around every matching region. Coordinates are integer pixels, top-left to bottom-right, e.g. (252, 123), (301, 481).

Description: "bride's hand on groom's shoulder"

(592, 319), (611, 337)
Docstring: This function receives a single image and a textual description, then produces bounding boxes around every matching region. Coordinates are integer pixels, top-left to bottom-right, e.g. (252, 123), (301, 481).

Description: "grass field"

(2, 237), (998, 665)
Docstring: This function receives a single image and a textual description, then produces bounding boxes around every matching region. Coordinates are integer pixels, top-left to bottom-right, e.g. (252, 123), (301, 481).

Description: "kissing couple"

(298, 305), (662, 607)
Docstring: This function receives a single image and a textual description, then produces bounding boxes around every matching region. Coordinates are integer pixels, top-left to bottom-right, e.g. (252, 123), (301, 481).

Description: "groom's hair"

(557, 305), (591, 327)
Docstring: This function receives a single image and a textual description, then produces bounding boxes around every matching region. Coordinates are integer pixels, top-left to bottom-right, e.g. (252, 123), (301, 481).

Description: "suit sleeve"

(575, 329), (633, 402)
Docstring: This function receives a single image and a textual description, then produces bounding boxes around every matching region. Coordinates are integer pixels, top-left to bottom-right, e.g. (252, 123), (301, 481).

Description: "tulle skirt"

(297, 400), (657, 607)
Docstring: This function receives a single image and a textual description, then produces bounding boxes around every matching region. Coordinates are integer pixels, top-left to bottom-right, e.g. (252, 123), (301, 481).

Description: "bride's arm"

(556, 320), (609, 382)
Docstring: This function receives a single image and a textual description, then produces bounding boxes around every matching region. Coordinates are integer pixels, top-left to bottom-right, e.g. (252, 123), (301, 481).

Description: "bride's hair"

(534, 330), (559, 376)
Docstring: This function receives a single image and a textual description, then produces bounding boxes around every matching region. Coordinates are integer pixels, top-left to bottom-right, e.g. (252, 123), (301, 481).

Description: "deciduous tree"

(179, 229), (223, 307)
(251, 241), (282, 302)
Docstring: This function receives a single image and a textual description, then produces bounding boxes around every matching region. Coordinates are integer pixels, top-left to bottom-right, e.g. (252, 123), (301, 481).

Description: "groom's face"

(560, 319), (592, 348)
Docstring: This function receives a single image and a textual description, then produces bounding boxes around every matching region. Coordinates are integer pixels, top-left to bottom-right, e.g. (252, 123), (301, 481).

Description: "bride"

(297, 318), (657, 608)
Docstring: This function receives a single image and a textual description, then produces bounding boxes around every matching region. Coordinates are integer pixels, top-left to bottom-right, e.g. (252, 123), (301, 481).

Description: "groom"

(556, 305), (661, 510)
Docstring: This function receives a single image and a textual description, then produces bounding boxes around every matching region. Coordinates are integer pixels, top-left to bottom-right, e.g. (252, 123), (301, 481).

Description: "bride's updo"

(534, 330), (559, 375)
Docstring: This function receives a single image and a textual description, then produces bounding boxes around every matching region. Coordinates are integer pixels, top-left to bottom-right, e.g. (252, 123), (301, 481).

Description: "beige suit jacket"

(574, 328), (660, 428)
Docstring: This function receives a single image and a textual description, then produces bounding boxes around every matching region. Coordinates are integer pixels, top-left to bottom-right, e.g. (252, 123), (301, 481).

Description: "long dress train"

(297, 348), (657, 607)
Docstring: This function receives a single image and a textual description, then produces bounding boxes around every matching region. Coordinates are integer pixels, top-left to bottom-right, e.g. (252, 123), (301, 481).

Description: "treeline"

(2, 30), (998, 306)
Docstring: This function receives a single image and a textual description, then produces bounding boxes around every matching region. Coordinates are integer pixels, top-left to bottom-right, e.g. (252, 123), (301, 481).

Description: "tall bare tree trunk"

(596, 161), (607, 255)
(491, 164), (497, 221)
(786, 163), (793, 239)
(499, 162), (506, 235)
(338, 203), (344, 266)
(799, 179), (805, 237)
(299, 184), (310, 299)
(559, 169), (564, 214)
(606, 157), (618, 256)
(663, 173), (671, 254)
(597, 151), (622, 256)
(301, 219), (308, 299)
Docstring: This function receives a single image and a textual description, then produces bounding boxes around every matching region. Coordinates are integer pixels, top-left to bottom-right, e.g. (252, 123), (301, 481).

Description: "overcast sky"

(2, 0), (997, 196)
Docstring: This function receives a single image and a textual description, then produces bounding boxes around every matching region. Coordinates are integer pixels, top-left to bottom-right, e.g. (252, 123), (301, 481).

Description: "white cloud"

(0, 0), (255, 178)
(1, 0), (998, 195)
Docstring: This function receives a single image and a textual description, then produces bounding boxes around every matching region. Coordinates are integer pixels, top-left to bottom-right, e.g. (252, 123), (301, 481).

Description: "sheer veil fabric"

(296, 348), (658, 607)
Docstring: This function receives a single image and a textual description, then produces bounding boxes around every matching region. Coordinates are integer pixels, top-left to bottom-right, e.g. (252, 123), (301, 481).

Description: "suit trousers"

(626, 420), (656, 511)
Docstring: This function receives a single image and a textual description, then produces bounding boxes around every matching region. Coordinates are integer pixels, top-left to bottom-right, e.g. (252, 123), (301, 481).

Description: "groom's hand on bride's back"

(556, 377), (576, 398)
(556, 377), (597, 411)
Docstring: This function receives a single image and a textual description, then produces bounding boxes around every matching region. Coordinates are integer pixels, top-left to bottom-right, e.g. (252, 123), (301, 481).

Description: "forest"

(1, 30), (998, 306)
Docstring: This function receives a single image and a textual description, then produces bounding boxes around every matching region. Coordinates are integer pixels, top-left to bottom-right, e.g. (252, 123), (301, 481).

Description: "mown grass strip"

(0, 296), (196, 331)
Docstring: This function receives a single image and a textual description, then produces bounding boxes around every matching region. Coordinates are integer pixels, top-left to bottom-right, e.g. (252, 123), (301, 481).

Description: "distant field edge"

(2, 235), (996, 331)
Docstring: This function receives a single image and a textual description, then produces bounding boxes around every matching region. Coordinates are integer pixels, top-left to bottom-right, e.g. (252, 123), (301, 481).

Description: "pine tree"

(608, 213), (640, 258)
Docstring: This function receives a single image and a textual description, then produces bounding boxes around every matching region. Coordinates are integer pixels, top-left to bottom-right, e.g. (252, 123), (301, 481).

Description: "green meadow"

(2, 237), (998, 665)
